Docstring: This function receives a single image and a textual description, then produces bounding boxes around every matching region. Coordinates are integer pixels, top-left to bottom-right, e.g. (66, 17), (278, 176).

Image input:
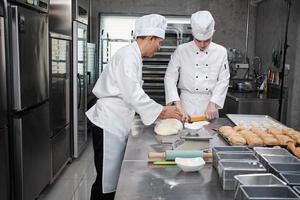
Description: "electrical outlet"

(235, 63), (249, 69)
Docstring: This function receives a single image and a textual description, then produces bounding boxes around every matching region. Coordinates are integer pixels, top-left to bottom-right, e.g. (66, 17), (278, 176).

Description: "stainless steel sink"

(214, 152), (258, 168)
(234, 173), (286, 200)
(280, 173), (300, 186)
(239, 185), (300, 200)
(218, 161), (266, 190)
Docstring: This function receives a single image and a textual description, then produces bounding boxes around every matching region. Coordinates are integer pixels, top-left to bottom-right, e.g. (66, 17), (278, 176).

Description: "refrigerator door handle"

(77, 73), (81, 109)
(10, 6), (21, 111)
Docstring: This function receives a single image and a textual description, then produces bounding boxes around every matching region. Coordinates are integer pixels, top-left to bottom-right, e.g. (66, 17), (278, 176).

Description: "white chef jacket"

(86, 41), (163, 137)
(164, 41), (230, 114)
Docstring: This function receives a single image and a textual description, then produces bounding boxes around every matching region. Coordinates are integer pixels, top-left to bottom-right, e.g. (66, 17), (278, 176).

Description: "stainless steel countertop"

(227, 91), (279, 102)
(115, 118), (235, 200)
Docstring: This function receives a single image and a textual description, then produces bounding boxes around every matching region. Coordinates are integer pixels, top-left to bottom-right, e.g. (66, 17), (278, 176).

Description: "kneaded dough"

(154, 119), (183, 136)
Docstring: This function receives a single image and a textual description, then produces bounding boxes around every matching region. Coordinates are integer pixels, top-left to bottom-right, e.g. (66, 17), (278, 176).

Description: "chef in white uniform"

(86, 14), (183, 200)
(164, 11), (230, 120)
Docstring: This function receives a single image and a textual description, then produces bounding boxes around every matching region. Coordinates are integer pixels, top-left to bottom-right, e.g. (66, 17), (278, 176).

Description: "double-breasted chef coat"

(86, 41), (162, 193)
(164, 41), (230, 115)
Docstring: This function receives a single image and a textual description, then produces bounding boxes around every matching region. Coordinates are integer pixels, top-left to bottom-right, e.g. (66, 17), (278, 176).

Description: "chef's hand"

(159, 105), (183, 121)
(205, 102), (218, 120)
(174, 101), (189, 122)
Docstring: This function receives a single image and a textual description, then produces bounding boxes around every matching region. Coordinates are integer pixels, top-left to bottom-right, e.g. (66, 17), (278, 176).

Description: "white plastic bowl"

(184, 121), (210, 130)
(175, 157), (206, 172)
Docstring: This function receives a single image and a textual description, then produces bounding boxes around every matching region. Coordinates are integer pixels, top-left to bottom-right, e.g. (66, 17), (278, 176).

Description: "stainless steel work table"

(115, 118), (236, 200)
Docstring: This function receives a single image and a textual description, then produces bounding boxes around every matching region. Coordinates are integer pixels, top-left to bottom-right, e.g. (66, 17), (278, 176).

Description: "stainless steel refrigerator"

(73, 21), (88, 158)
(0, 1), (10, 200)
(8, 1), (51, 199)
(49, 33), (71, 180)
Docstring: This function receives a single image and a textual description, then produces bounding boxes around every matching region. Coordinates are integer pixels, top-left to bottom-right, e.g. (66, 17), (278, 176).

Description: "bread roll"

(239, 130), (255, 137)
(219, 126), (233, 133)
(245, 136), (264, 146)
(228, 135), (246, 145)
(251, 127), (266, 136)
(282, 127), (295, 134)
(274, 134), (294, 146)
(262, 136), (278, 146)
(233, 125), (245, 132)
(268, 127), (282, 136)
(220, 129), (237, 137)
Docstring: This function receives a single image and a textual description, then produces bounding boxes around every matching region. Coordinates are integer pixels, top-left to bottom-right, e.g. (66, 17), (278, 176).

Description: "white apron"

(102, 130), (128, 193)
(180, 90), (219, 117)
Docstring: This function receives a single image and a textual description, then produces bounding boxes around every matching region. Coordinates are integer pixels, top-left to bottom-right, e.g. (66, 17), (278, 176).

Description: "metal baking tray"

(269, 163), (300, 177)
(226, 114), (286, 129)
(214, 152), (258, 169)
(212, 146), (252, 168)
(239, 185), (300, 200)
(261, 155), (300, 170)
(253, 147), (293, 159)
(280, 173), (300, 186)
(234, 173), (287, 200)
(218, 161), (266, 190)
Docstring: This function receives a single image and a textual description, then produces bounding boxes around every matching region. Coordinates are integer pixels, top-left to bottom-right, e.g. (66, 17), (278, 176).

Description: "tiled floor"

(38, 140), (96, 200)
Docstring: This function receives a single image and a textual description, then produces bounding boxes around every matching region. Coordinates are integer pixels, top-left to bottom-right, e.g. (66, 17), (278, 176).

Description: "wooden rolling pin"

(188, 114), (206, 123)
(148, 150), (212, 161)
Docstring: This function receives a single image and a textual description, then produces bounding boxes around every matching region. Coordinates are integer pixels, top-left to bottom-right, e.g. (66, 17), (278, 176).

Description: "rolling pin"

(188, 114), (206, 123)
(148, 150), (212, 161)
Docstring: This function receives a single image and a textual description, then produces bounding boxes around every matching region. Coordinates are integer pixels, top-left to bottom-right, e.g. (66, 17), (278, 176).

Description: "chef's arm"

(164, 49), (181, 105)
(116, 58), (182, 124)
(210, 54), (230, 109)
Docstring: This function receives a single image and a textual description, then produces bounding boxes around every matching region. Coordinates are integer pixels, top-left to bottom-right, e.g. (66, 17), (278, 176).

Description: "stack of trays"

(217, 161), (266, 190)
(269, 163), (300, 177)
(234, 173), (287, 200)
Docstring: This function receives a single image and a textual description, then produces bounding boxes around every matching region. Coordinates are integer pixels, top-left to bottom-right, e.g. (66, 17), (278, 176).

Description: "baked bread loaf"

(233, 125), (245, 132)
(262, 136), (278, 146)
(228, 135), (246, 145)
(274, 134), (294, 145)
(245, 136), (264, 146)
(268, 127), (282, 136)
(219, 126), (233, 133)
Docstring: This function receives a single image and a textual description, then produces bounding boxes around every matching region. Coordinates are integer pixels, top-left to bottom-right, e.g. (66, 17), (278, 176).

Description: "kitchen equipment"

(293, 186), (300, 196)
(73, 21), (88, 158)
(218, 161), (266, 190)
(280, 173), (300, 186)
(226, 114), (286, 129)
(212, 146), (252, 166)
(234, 81), (256, 93)
(8, 2), (51, 200)
(269, 164), (300, 177)
(260, 155), (300, 170)
(253, 147), (292, 159)
(0, 1), (9, 199)
(175, 157), (205, 172)
(188, 114), (206, 123)
(239, 185), (300, 200)
(214, 152), (258, 169)
(148, 150), (212, 161)
(234, 173), (286, 200)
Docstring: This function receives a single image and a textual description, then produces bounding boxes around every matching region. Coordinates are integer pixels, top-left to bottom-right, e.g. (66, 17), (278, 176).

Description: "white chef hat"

(191, 11), (215, 40)
(134, 14), (167, 39)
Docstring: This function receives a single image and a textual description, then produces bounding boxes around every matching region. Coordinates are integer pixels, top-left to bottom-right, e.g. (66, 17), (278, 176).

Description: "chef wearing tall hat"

(164, 10), (230, 120)
(86, 14), (183, 200)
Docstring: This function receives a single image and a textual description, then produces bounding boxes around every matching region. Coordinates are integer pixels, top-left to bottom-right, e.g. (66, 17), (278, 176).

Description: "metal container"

(260, 155), (300, 170)
(212, 146), (252, 168)
(253, 147), (292, 158)
(293, 186), (300, 196)
(234, 173), (286, 200)
(280, 173), (300, 186)
(239, 185), (300, 200)
(214, 152), (258, 169)
(269, 164), (300, 177)
(218, 161), (266, 190)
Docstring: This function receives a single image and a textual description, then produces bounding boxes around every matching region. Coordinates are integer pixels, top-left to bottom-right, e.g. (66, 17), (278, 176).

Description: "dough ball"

(262, 136), (278, 146)
(233, 125), (245, 132)
(229, 135), (246, 145)
(219, 126), (233, 133)
(154, 119), (183, 136)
